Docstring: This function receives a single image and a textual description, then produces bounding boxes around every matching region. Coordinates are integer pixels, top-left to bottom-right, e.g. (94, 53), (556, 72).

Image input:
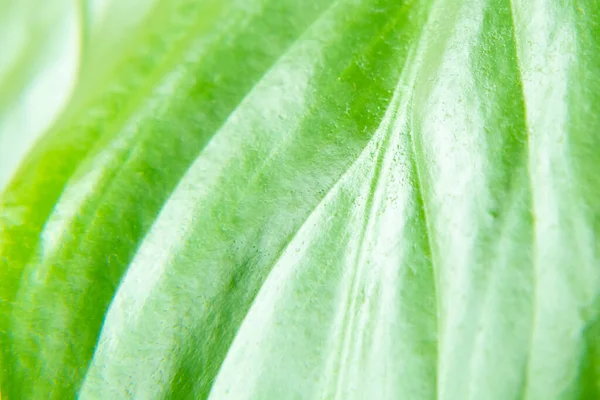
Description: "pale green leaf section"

(511, 0), (600, 397)
(1, 0), (599, 399)
(79, 0), (434, 397)
(2, 0), (344, 397)
(0, 0), (81, 192)
(206, 59), (434, 400)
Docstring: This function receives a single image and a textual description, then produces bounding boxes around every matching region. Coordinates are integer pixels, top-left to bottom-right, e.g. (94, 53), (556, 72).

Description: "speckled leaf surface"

(0, 0), (599, 399)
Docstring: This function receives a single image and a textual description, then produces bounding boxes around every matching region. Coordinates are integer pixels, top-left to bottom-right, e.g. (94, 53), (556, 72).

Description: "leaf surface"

(0, 0), (599, 399)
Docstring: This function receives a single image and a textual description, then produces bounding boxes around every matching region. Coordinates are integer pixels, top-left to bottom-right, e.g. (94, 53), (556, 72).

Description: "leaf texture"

(0, 0), (599, 399)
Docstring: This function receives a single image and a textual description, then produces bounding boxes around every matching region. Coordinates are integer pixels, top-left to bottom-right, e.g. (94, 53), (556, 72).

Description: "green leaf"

(1, 0), (599, 399)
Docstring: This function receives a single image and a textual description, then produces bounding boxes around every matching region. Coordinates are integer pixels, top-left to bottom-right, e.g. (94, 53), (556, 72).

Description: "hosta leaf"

(1, 0), (599, 399)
